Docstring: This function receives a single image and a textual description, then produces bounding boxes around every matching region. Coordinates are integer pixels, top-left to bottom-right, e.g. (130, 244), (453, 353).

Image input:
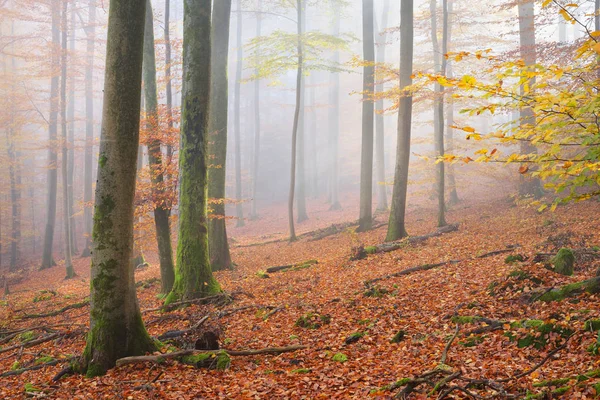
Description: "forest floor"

(2, 193), (600, 399)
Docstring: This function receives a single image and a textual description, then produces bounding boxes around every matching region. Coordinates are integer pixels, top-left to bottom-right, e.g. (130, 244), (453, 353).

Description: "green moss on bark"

(552, 248), (575, 276)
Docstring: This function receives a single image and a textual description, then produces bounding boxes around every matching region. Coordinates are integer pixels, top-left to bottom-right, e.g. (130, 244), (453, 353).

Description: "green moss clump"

(585, 319), (600, 331)
(536, 278), (600, 302)
(24, 383), (41, 393)
(256, 270), (269, 279)
(34, 356), (56, 365)
(291, 368), (311, 374)
(181, 351), (230, 370)
(552, 386), (570, 396)
(365, 246), (378, 255)
(505, 254), (526, 264)
(506, 320), (573, 349)
(451, 315), (481, 325)
(295, 313), (331, 329)
(460, 335), (484, 347)
(552, 248), (575, 276)
(390, 330), (406, 343)
(11, 361), (21, 371)
(576, 369), (600, 382)
(364, 286), (390, 298)
(331, 352), (348, 363)
(19, 331), (36, 342)
(33, 290), (57, 303)
(532, 378), (571, 387)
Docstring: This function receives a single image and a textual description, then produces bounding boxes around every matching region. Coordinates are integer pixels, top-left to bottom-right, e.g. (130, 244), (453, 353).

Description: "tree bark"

(41, 0), (60, 270)
(328, 0), (341, 211)
(164, 0), (174, 177)
(375, 0), (390, 212)
(82, 0), (155, 377)
(165, 0), (221, 305)
(81, 0), (96, 258)
(208, 0), (233, 271)
(445, 0), (458, 205)
(60, 0), (75, 279)
(288, 0), (303, 241)
(517, 0), (542, 198)
(386, 0), (413, 242)
(358, 0), (375, 232)
(67, 6), (77, 255)
(143, 0), (175, 293)
(234, 1), (245, 227)
(250, 0), (262, 219)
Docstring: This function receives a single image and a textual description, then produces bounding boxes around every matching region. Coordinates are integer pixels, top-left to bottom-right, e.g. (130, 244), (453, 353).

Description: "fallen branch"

(0, 359), (60, 377)
(0, 333), (60, 355)
(440, 324), (460, 365)
(365, 260), (461, 288)
(157, 316), (209, 341)
(116, 345), (308, 367)
(143, 293), (233, 313)
(265, 260), (318, 274)
(21, 300), (89, 319)
(476, 245), (520, 259)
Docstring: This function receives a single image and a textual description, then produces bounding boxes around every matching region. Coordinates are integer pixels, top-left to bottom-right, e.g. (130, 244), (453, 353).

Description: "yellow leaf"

(462, 126), (475, 133)
(593, 42), (600, 54)
(475, 149), (488, 155)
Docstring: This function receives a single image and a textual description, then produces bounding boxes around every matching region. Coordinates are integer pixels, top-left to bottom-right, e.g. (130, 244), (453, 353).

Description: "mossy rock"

(295, 312), (331, 329)
(552, 248), (575, 276)
(536, 277), (600, 302)
(364, 246), (378, 255)
(505, 254), (526, 264)
(390, 330), (406, 344)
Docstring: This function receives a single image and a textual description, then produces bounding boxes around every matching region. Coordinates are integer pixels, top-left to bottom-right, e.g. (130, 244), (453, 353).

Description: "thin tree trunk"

(143, 0), (175, 293)
(208, 0), (233, 271)
(81, 0), (96, 257)
(7, 130), (20, 271)
(41, 0), (60, 270)
(164, 0), (174, 176)
(81, 0), (155, 377)
(445, 0), (458, 205)
(289, 0), (303, 242)
(308, 74), (318, 199)
(250, 0), (262, 219)
(517, 0), (542, 198)
(328, 0), (341, 211)
(234, 2), (245, 227)
(165, 0), (221, 305)
(386, 0), (413, 242)
(375, 0), (390, 212)
(358, 0), (375, 232)
(68, 6), (77, 255)
(60, 0), (74, 279)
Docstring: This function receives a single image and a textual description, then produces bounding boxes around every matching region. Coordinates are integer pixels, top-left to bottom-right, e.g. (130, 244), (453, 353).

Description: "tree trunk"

(143, 0), (176, 293)
(208, 0), (233, 271)
(289, 0), (303, 242)
(7, 130), (20, 271)
(375, 0), (390, 212)
(81, 0), (96, 258)
(41, 0), (60, 270)
(250, 0), (262, 219)
(308, 74), (318, 199)
(164, 0), (174, 177)
(430, 0), (447, 228)
(445, 0), (458, 205)
(328, 0), (341, 211)
(68, 6), (77, 255)
(234, 2), (245, 227)
(358, 0), (375, 232)
(60, 0), (75, 279)
(165, 0), (221, 305)
(386, 0), (413, 242)
(81, 0), (155, 377)
(517, 0), (542, 198)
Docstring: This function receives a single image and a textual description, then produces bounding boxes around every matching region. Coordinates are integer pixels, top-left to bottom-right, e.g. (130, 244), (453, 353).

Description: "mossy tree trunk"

(82, 0), (156, 377)
(165, 0), (221, 305)
(143, 0), (175, 293)
(375, 0), (390, 212)
(60, 0), (74, 279)
(517, 0), (542, 198)
(386, 0), (413, 242)
(288, 0), (303, 242)
(208, 0), (233, 271)
(234, 1), (245, 228)
(41, 0), (60, 270)
(357, 0), (375, 233)
(81, 0), (96, 258)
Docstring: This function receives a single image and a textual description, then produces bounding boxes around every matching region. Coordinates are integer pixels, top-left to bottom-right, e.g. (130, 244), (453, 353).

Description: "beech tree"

(234, 1), (245, 228)
(165, 0), (221, 304)
(387, 0), (413, 241)
(208, 0), (234, 271)
(81, 0), (156, 377)
(358, 0), (375, 232)
(143, 0), (175, 293)
(375, 0), (390, 212)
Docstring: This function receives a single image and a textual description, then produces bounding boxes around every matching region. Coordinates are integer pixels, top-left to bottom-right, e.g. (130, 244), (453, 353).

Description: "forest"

(1, 0), (600, 398)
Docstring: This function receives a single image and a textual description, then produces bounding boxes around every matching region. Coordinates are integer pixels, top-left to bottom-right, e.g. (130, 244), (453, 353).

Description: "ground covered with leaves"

(2, 194), (600, 399)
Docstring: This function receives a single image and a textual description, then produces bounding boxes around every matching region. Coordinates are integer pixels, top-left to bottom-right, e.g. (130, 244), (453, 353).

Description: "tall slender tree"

(166, 0), (221, 304)
(445, 0), (458, 205)
(81, 0), (96, 257)
(143, 0), (175, 293)
(375, 0), (390, 212)
(81, 0), (156, 377)
(40, 0), (60, 270)
(60, 0), (74, 279)
(358, 0), (375, 232)
(234, 1), (245, 227)
(67, 5), (77, 255)
(517, 0), (542, 198)
(328, 0), (342, 211)
(164, 0), (174, 172)
(208, 0), (233, 271)
(386, 0), (413, 241)
(250, 0), (262, 219)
